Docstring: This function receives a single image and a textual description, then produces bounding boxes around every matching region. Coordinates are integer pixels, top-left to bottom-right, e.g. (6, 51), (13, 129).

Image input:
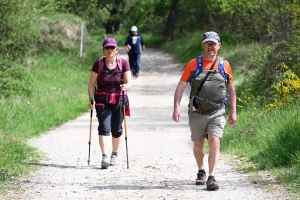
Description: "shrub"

(0, 65), (34, 98)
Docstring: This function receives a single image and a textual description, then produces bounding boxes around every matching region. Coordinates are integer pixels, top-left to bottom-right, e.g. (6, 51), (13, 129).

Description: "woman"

(88, 38), (131, 169)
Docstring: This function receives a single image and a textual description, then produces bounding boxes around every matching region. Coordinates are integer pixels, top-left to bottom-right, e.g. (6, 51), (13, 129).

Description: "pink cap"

(103, 38), (118, 47)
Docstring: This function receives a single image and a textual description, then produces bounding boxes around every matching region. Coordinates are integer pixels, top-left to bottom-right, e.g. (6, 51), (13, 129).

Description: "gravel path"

(8, 48), (297, 200)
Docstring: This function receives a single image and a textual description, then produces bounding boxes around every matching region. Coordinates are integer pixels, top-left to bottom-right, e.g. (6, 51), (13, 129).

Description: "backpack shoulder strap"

(196, 56), (218, 94)
(97, 56), (105, 79)
(117, 57), (123, 71)
(117, 57), (124, 79)
(219, 57), (225, 71)
(192, 55), (203, 79)
(218, 57), (228, 82)
(219, 57), (230, 105)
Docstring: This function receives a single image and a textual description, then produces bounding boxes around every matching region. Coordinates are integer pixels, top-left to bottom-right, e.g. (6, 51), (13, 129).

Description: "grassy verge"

(0, 45), (99, 191)
(222, 101), (300, 195)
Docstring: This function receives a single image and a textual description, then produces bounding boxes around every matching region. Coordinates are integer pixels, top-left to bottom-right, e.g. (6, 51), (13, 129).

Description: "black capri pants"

(95, 102), (124, 138)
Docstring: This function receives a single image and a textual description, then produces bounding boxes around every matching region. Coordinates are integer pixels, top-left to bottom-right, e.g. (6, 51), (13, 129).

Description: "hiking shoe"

(206, 176), (219, 190)
(110, 154), (118, 166)
(196, 170), (206, 185)
(101, 155), (110, 169)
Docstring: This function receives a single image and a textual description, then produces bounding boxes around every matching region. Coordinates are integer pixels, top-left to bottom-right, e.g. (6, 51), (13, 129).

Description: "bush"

(0, 65), (34, 98)
(0, 0), (41, 71)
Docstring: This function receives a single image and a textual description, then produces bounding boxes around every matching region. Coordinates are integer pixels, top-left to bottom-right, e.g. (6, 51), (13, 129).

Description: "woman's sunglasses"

(104, 46), (116, 50)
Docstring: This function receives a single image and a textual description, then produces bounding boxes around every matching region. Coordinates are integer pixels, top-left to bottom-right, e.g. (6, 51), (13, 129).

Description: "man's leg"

(206, 134), (221, 190)
(128, 53), (136, 75)
(194, 139), (206, 185)
(193, 139), (205, 168)
(135, 53), (141, 76)
(207, 134), (220, 175)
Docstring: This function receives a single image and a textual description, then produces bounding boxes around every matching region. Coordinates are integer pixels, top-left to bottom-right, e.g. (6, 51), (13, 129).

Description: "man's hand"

(126, 45), (131, 52)
(172, 110), (181, 122)
(228, 112), (237, 126)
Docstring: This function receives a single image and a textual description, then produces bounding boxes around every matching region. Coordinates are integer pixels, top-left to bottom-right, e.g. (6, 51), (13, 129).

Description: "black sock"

(102, 154), (108, 157)
(198, 169), (205, 173)
(112, 152), (118, 156)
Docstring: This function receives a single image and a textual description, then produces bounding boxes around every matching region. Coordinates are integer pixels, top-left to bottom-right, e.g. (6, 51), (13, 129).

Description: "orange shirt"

(180, 57), (234, 84)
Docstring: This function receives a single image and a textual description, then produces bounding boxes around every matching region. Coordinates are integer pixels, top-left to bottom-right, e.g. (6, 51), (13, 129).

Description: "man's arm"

(125, 36), (131, 52)
(172, 81), (188, 122)
(227, 83), (237, 125)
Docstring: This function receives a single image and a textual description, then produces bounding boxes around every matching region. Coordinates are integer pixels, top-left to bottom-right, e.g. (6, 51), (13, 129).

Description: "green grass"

(222, 101), (300, 195)
(0, 44), (99, 191)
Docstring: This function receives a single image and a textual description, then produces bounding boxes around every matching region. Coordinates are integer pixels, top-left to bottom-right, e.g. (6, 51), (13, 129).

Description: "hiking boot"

(196, 170), (206, 185)
(101, 155), (110, 169)
(206, 175), (219, 190)
(110, 154), (118, 166)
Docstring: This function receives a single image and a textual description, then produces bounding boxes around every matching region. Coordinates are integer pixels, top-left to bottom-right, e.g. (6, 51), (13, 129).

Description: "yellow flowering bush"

(267, 62), (300, 109)
(237, 92), (257, 110)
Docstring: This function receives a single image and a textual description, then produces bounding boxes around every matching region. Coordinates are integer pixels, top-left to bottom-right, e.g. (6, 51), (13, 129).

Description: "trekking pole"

(87, 99), (94, 165)
(121, 79), (129, 169)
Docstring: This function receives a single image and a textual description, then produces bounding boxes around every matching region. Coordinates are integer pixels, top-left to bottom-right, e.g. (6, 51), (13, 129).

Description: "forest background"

(0, 0), (299, 197)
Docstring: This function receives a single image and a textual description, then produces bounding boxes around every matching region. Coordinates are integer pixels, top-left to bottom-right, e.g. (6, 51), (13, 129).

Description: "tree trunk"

(162, 0), (180, 43)
(97, 0), (124, 34)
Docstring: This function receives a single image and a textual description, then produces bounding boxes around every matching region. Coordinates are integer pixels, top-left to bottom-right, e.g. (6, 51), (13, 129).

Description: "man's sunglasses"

(104, 46), (116, 50)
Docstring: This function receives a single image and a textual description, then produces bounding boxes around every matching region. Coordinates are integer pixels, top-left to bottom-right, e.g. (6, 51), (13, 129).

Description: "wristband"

(90, 98), (94, 105)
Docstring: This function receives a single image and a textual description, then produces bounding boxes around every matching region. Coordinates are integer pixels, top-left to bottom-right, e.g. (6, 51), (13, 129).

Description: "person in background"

(172, 31), (237, 190)
(125, 26), (145, 78)
(88, 38), (131, 169)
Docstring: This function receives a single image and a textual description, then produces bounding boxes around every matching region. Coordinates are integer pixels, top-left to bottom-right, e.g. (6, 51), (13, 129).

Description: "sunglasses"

(203, 42), (218, 47)
(104, 46), (116, 50)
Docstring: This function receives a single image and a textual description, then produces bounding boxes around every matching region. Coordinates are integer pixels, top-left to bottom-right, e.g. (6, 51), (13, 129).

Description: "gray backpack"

(189, 56), (229, 115)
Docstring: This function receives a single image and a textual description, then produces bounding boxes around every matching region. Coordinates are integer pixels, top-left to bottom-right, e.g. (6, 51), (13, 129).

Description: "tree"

(162, 0), (180, 43)
(98, 0), (125, 34)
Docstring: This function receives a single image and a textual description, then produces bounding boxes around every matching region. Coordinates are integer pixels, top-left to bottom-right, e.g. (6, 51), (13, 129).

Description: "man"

(172, 31), (236, 190)
(125, 26), (145, 78)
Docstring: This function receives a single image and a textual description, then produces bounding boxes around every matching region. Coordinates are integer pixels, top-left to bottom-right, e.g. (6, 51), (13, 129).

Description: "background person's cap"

(202, 31), (220, 43)
(131, 26), (138, 31)
(103, 38), (118, 47)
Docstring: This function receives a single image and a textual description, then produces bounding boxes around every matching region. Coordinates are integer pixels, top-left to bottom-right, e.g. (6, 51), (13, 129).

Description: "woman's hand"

(89, 98), (94, 110)
(120, 84), (128, 91)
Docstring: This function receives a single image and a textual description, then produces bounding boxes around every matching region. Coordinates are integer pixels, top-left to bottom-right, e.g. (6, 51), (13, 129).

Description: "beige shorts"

(189, 108), (226, 142)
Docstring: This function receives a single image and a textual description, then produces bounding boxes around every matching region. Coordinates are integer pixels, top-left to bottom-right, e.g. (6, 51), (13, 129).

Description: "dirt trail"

(8, 48), (296, 200)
